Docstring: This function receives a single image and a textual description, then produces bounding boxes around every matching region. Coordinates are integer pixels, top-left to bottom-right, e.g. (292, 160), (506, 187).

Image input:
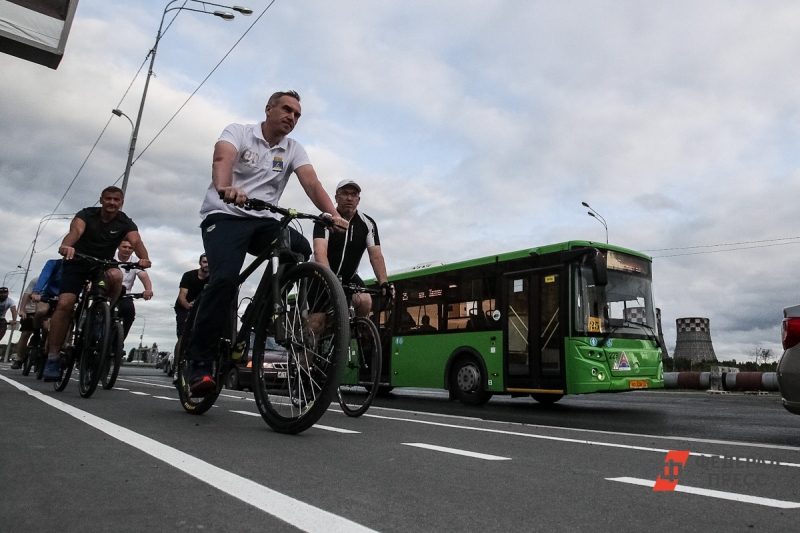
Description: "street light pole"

(120, 0), (252, 195)
(138, 316), (147, 363)
(3, 213), (73, 361)
(582, 201), (608, 244)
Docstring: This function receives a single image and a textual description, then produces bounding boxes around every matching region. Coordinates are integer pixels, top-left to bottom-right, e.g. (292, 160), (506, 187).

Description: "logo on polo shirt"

(272, 157), (284, 172)
(240, 149), (259, 166)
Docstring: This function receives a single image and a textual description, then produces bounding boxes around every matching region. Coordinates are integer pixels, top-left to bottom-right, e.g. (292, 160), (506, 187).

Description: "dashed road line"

(153, 395), (179, 401)
(403, 443), (510, 461)
(130, 391), (149, 396)
(607, 477), (800, 509)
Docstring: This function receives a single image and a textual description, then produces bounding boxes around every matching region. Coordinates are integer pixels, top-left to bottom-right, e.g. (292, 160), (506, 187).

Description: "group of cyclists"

(7, 89), (392, 403)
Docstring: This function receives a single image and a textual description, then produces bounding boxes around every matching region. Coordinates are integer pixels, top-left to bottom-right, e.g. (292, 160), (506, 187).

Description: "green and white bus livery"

(366, 241), (664, 406)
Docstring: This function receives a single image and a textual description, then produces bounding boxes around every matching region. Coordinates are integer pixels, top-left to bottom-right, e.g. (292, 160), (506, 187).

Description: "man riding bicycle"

(183, 90), (347, 397)
(43, 186), (151, 381)
(313, 179), (392, 316)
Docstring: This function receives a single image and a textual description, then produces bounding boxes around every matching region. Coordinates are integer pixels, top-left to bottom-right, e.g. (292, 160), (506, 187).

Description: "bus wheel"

(531, 393), (563, 405)
(451, 356), (492, 406)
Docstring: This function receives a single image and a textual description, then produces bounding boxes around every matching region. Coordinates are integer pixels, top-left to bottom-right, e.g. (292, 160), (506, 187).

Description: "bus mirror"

(592, 250), (608, 286)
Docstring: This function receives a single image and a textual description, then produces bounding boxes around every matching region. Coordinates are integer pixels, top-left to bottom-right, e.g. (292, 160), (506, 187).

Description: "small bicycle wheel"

(79, 301), (110, 398)
(252, 262), (349, 434)
(338, 316), (382, 417)
(101, 321), (124, 390)
(54, 347), (76, 392)
(175, 302), (219, 415)
(22, 344), (36, 376)
(35, 346), (47, 380)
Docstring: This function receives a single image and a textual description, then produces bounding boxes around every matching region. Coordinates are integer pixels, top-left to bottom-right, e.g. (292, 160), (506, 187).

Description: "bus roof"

(382, 240), (652, 282)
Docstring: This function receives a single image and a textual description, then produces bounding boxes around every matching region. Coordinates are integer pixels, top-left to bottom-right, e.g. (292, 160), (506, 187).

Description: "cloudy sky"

(2, 0), (799, 361)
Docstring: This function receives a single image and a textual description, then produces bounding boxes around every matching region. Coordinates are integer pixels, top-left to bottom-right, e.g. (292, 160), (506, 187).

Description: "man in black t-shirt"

(43, 186), (151, 382)
(174, 253), (210, 338)
(313, 180), (391, 317)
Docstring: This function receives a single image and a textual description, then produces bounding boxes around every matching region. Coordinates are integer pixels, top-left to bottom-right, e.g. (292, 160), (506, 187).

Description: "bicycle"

(100, 291), (144, 390)
(337, 283), (389, 417)
(22, 297), (58, 379)
(175, 199), (350, 434)
(54, 253), (142, 397)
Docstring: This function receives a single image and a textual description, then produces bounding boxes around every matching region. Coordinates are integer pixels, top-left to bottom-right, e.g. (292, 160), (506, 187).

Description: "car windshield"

(574, 262), (656, 337)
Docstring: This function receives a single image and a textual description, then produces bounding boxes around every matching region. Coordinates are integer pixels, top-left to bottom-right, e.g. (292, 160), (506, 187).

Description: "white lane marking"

(153, 396), (179, 401)
(229, 412), (359, 434)
(314, 425), (360, 434)
(364, 414), (800, 468)
(607, 477), (800, 509)
(361, 403), (799, 452)
(0, 374), (379, 533)
(114, 387), (130, 391)
(117, 378), (174, 389)
(403, 443), (510, 461)
(130, 391), (149, 396)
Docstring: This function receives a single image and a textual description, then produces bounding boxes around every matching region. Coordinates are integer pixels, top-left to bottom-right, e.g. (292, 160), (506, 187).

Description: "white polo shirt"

(199, 122), (312, 220)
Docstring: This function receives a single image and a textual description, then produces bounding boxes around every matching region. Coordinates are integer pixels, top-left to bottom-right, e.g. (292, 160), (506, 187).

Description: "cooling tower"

(673, 317), (718, 363)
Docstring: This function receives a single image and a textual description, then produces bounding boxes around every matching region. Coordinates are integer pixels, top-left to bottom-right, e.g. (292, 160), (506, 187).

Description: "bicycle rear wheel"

(22, 342), (37, 376)
(175, 299), (220, 415)
(338, 317), (382, 417)
(79, 301), (110, 398)
(252, 262), (349, 434)
(101, 321), (124, 390)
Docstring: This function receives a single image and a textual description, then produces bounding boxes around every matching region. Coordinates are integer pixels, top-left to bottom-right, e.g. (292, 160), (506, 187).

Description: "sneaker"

(42, 357), (62, 382)
(10, 359), (22, 370)
(188, 362), (216, 397)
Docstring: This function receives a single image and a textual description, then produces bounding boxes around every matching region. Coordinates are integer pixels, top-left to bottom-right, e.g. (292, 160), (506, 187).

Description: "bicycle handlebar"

(217, 192), (336, 228)
(121, 292), (146, 299)
(73, 253), (146, 271)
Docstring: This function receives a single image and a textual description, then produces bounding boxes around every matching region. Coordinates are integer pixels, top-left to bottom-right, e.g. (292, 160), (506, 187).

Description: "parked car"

(162, 352), (174, 377)
(225, 335), (288, 392)
(778, 304), (800, 415)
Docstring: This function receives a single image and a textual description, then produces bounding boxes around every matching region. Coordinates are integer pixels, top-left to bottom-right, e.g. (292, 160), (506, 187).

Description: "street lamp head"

(112, 109), (123, 117)
(232, 6), (253, 15)
(214, 10), (235, 20)
(581, 201), (590, 208)
(587, 211), (596, 218)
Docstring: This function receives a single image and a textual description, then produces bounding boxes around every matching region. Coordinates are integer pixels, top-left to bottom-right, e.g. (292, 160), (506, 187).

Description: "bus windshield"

(574, 253), (656, 338)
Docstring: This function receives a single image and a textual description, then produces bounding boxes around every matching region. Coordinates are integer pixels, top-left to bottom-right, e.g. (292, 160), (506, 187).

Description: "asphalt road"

(1, 363), (799, 532)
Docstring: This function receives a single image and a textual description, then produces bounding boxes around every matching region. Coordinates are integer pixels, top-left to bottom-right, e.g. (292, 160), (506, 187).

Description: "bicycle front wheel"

(252, 262), (349, 434)
(79, 301), (110, 398)
(338, 316), (382, 417)
(54, 347), (76, 392)
(101, 321), (124, 390)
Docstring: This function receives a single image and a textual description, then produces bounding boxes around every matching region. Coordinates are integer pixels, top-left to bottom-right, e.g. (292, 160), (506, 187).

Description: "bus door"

(503, 270), (566, 394)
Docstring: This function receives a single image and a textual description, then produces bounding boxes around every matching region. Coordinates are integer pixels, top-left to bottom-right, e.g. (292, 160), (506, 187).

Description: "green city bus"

(364, 241), (664, 405)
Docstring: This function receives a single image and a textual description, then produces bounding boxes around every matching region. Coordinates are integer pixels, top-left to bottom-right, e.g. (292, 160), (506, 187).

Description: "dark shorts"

(175, 306), (190, 338)
(59, 259), (109, 296)
(20, 316), (35, 332)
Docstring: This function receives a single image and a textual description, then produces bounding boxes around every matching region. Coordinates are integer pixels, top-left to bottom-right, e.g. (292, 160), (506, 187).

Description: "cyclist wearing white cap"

(313, 179), (391, 317)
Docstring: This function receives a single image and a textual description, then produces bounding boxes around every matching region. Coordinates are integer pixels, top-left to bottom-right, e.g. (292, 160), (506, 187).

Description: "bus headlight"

(597, 372), (605, 381)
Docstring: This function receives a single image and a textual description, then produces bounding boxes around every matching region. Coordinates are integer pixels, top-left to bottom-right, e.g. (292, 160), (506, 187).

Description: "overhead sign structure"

(0, 0), (79, 69)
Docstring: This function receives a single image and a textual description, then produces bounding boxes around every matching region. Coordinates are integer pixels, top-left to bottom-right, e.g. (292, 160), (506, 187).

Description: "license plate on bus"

(277, 372), (287, 379)
(629, 380), (648, 389)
